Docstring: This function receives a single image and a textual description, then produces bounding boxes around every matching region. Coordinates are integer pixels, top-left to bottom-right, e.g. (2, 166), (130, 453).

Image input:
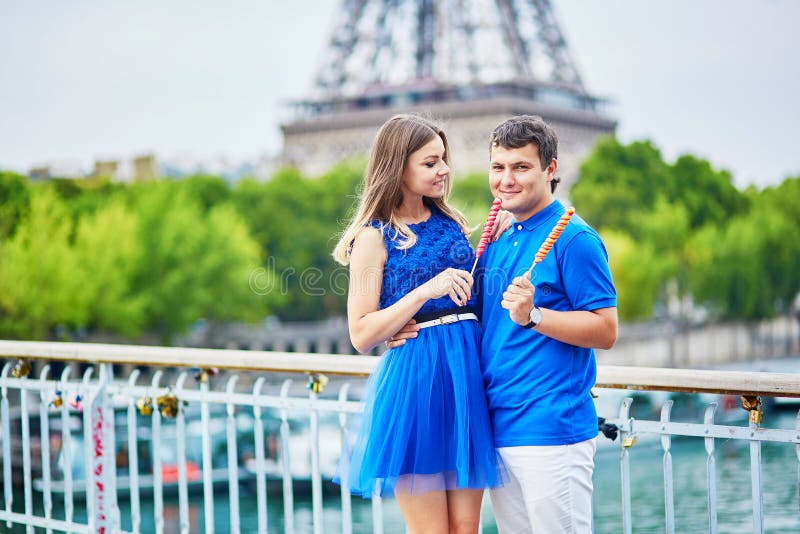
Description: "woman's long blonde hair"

(332, 114), (469, 265)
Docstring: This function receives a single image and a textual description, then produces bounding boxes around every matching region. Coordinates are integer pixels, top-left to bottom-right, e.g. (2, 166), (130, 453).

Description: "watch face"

(529, 307), (542, 326)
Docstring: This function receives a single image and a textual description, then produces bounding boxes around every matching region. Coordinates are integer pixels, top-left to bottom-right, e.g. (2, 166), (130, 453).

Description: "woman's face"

(401, 135), (449, 200)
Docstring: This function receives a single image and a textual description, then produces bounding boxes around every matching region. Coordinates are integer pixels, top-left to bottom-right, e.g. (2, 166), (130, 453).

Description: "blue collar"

(513, 200), (565, 232)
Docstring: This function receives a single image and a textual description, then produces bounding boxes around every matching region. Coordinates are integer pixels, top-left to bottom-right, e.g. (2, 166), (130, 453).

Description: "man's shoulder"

(560, 213), (605, 249)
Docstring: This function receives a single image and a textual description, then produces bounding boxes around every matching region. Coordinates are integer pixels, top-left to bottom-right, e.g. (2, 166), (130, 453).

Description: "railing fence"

(1, 340), (799, 533)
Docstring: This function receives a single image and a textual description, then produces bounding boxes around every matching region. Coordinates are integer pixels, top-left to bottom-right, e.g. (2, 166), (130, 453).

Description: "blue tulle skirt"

(337, 320), (503, 497)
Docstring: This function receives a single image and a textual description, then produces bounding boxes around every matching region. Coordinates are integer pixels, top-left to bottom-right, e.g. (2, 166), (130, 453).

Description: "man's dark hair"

(490, 115), (560, 193)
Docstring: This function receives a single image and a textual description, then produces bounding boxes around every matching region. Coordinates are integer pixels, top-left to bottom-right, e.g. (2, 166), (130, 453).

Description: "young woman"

(332, 114), (503, 533)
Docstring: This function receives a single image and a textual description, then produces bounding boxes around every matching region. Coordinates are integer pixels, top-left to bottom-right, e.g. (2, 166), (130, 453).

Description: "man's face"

(489, 143), (556, 221)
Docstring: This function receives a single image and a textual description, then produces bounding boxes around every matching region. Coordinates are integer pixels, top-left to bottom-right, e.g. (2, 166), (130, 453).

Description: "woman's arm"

(347, 227), (472, 353)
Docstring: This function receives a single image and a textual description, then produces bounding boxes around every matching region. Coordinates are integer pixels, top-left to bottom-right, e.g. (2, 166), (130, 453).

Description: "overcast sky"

(1, 0), (798, 188)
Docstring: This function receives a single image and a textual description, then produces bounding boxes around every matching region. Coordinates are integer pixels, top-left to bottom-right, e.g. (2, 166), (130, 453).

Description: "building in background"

(132, 154), (159, 181)
(281, 0), (615, 195)
(93, 159), (120, 179)
(28, 166), (51, 181)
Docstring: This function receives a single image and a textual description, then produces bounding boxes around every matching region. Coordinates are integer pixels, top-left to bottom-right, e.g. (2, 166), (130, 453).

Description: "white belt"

(416, 312), (478, 330)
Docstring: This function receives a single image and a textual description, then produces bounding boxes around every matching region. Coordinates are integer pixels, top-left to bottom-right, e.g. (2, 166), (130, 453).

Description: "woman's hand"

(421, 268), (473, 306)
(491, 210), (513, 241)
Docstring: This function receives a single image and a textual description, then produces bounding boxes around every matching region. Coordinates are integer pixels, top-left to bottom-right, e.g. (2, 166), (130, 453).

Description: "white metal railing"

(0, 340), (799, 533)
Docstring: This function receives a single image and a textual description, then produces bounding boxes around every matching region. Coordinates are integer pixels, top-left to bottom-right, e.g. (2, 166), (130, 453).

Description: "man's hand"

(500, 271), (535, 326)
(385, 320), (419, 349)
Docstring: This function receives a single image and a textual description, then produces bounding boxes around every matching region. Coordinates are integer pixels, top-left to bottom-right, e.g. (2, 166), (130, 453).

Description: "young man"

(478, 115), (617, 532)
(388, 115), (617, 532)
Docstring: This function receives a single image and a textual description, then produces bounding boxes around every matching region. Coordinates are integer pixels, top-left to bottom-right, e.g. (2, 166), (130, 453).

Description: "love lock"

(50, 390), (64, 408)
(69, 394), (83, 413)
(156, 392), (179, 419)
(136, 396), (154, 416)
(740, 395), (763, 425)
(622, 434), (638, 449)
(11, 360), (31, 378)
(307, 373), (329, 394)
(194, 367), (219, 384)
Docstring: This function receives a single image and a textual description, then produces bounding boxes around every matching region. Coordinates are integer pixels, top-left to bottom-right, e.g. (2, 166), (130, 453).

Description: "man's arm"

(502, 272), (618, 349)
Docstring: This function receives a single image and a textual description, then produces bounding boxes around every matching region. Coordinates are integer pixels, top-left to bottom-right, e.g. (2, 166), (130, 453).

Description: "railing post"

(82, 368), (96, 531)
(58, 366), (75, 528)
(308, 376), (324, 534)
(338, 383), (353, 534)
(704, 403), (718, 534)
(127, 370), (142, 534)
(90, 363), (120, 533)
(371, 488), (383, 534)
(252, 377), (269, 534)
(151, 370), (165, 534)
(280, 379), (295, 534)
(175, 371), (191, 534)
(226, 375), (241, 534)
(1, 362), (13, 528)
(38, 366), (54, 534)
(660, 400), (674, 534)
(742, 395), (764, 533)
(20, 363), (33, 534)
(200, 374), (215, 534)
(619, 397), (634, 534)
(795, 409), (800, 517)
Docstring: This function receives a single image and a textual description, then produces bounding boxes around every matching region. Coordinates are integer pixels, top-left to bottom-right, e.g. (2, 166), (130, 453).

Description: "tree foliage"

(0, 145), (796, 340)
(689, 190), (800, 319)
(600, 229), (666, 321)
(571, 137), (794, 321)
(0, 171), (31, 240)
(0, 189), (85, 338)
(232, 163), (362, 320)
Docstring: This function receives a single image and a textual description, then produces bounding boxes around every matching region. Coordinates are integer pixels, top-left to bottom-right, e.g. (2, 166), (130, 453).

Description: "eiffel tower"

(281, 0), (615, 194)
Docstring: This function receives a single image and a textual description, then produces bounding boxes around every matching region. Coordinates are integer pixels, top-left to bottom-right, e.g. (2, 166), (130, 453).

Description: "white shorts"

(490, 438), (596, 534)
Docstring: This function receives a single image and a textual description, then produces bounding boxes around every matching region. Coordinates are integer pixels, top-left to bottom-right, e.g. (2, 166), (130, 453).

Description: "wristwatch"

(524, 306), (543, 329)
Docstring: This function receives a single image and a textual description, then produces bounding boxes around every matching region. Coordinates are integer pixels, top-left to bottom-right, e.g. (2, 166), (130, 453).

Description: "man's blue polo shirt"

(476, 200), (616, 447)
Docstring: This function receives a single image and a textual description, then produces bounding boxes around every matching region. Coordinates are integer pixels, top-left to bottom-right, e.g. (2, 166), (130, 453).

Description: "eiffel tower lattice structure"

(281, 0), (616, 194)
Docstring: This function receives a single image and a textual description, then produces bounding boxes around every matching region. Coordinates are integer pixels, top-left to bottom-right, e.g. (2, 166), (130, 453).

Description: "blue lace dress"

(340, 205), (503, 497)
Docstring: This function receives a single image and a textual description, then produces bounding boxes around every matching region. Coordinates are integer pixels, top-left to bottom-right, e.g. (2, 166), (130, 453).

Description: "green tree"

(73, 197), (147, 337)
(0, 188), (86, 338)
(50, 175), (120, 222)
(196, 204), (267, 322)
(665, 155), (747, 229)
(571, 137), (670, 231)
(689, 204), (800, 319)
(233, 163), (363, 320)
(178, 175), (232, 212)
(131, 183), (265, 340)
(757, 175), (800, 227)
(0, 171), (31, 240)
(449, 172), (496, 244)
(601, 229), (668, 321)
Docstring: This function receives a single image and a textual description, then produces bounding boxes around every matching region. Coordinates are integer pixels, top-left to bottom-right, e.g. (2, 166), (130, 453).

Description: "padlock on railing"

(50, 389), (64, 408)
(307, 373), (329, 394)
(156, 391), (180, 418)
(11, 359), (31, 378)
(740, 395), (763, 425)
(622, 434), (638, 449)
(136, 396), (153, 416)
(69, 394), (83, 413)
(194, 367), (219, 384)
